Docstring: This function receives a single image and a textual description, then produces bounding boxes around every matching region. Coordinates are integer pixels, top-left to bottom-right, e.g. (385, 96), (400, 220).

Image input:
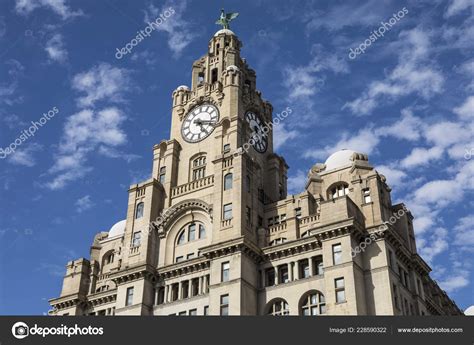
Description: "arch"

(327, 182), (349, 200)
(265, 298), (290, 316)
(100, 249), (115, 274)
(135, 202), (144, 219)
(299, 290), (326, 316)
(224, 172), (233, 190)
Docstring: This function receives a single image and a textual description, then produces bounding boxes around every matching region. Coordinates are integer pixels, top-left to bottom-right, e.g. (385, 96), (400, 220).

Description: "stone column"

(308, 257), (314, 277)
(295, 261), (300, 280)
(188, 280), (192, 298)
(178, 281), (183, 300)
(165, 285), (169, 303)
(274, 267), (278, 285)
(288, 263), (293, 282)
(198, 277), (203, 295)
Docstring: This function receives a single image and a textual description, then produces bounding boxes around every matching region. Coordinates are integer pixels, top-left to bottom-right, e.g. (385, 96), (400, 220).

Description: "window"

(314, 257), (324, 275)
(335, 278), (346, 303)
(404, 271), (410, 290)
(266, 268), (275, 286)
(199, 224), (206, 239)
(204, 305), (209, 315)
(300, 259), (310, 278)
(105, 252), (114, 265)
(267, 299), (290, 316)
(295, 207), (302, 219)
(125, 287), (134, 306)
(224, 173), (233, 190)
(177, 230), (185, 245)
(363, 188), (371, 203)
(221, 262), (230, 282)
(189, 309), (197, 316)
(178, 311), (186, 316)
(132, 232), (141, 247)
(198, 72), (204, 84)
(187, 253), (195, 260)
(301, 292), (326, 315)
(279, 265), (289, 283)
(176, 256), (184, 263)
(223, 143), (230, 153)
(393, 284), (400, 309)
(388, 249), (394, 268)
(258, 216), (263, 227)
(269, 238), (287, 246)
(188, 224), (196, 241)
(159, 166), (166, 184)
(280, 214), (287, 222)
(246, 206), (251, 225)
(332, 243), (342, 265)
(223, 203), (232, 220)
(135, 202), (144, 219)
(220, 294), (229, 315)
(182, 281), (189, 299)
(192, 156), (206, 181)
(330, 184), (349, 199)
(246, 175), (251, 193)
(211, 68), (218, 83)
(268, 217), (274, 226)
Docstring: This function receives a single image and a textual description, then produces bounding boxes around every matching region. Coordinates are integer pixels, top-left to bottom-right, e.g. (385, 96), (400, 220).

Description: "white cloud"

(75, 195), (93, 213)
(273, 124), (299, 151)
(418, 227), (449, 263)
(376, 164), (407, 186)
(15, 0), (83, 20)
(45, 33), (67, 63)
(7, 143), (43, 167)
(344, 29), (444, 115)
(453, 215), (474, 249)
(445, 0), (474, 17)
(72, 63), (132, 107)
(376, 108), (423, 141)
(287, 170), (307, 195)
(400, 146), (444, 169)
(453, 95), (474, 119)
(438, 271), (470, 293)
(143, 1), (197, 57)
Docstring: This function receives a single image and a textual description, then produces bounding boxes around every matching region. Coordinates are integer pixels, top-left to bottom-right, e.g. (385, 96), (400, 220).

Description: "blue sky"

(0, 0), (473, 315)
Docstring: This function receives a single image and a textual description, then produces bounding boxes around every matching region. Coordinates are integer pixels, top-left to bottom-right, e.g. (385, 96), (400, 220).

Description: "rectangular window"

(191, 278), (199, 296)
(189, 309), (197, 316)
(223, 203), (232, 220)
(404, 271), (410, 289)
(393, 284), (399, 309)
(300, 259), (310, 278)
(182, 281), (189, 299)
(204, 305), (209, 315)
(315, 257), (324, 275)
(220, 294), (229, 316)
(280, 214), (287, 222)
(363, 188), (371, 203)
(295, 207), (302, 219)
(221, 262), (230, 282)
(388, 249), (394, 268)
(246, 175), (251, 193)
(178, 311), (186, 316)
(279, 265), (289, 283)
(268, 217), (274, 226)
(335, 278), (346, 303)
(159, 167), (166, 184)
(224, 173), (233, 190)
(223, 143), (230, 153)
(332, 243), (342, 265)
(187, 253), (195, 260)
(176, 256), (184, 263)
(266, 268), (275, 286)
(188, 224), (196, 241)
(132, 232), (141, 247)
(199, 224), (206, 238)
(125, 287), (134, 306)
(246, 206), (251, 225)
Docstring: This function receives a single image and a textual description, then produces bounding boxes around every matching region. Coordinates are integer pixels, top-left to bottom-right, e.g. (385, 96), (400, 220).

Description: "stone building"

(49, 28), (462, 316)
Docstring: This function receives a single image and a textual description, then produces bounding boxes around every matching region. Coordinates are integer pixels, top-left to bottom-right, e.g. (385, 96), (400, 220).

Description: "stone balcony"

(171, 175), (214, 198)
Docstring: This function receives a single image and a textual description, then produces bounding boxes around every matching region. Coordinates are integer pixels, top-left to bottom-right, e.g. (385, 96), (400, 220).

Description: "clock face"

(245, 111), (268, 153)
(181, 104), (219, 143)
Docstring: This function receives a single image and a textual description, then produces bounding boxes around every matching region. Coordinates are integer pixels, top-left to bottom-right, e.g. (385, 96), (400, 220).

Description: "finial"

(215, 8), (239, 30)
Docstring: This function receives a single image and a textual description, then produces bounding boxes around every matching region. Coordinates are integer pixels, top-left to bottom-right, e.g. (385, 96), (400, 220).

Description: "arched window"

(300, 291), (326, 315)
(176, 222), (206, 246)
(192, 155), (206, 181)
(177, 230), (186, 245)
(135, 202), (144, 219)
(224, 173), (233, 190)
(329, 183), (349, 199)
(267, 299), (290, 316)
(159, 166), (166, 184)
(104, 252), (114, 265)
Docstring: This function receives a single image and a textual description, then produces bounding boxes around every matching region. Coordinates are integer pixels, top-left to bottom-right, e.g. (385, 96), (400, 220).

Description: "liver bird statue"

(215, 9), (239, 30)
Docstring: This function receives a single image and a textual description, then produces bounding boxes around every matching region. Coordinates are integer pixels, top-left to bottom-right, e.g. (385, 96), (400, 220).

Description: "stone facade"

(49, 29), (462, 316)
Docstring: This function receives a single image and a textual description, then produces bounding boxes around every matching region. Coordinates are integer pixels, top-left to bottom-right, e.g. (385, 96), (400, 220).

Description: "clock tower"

(142, 26), (288, 315)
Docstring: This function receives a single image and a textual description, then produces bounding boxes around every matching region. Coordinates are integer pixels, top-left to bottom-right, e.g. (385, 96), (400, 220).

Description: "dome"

(214, 29), (235, 37)
(108, 220), (126, 238)
(465, 305), (474, 316)
(176, 85), (189, 91)
(324, 149), (356, 171)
